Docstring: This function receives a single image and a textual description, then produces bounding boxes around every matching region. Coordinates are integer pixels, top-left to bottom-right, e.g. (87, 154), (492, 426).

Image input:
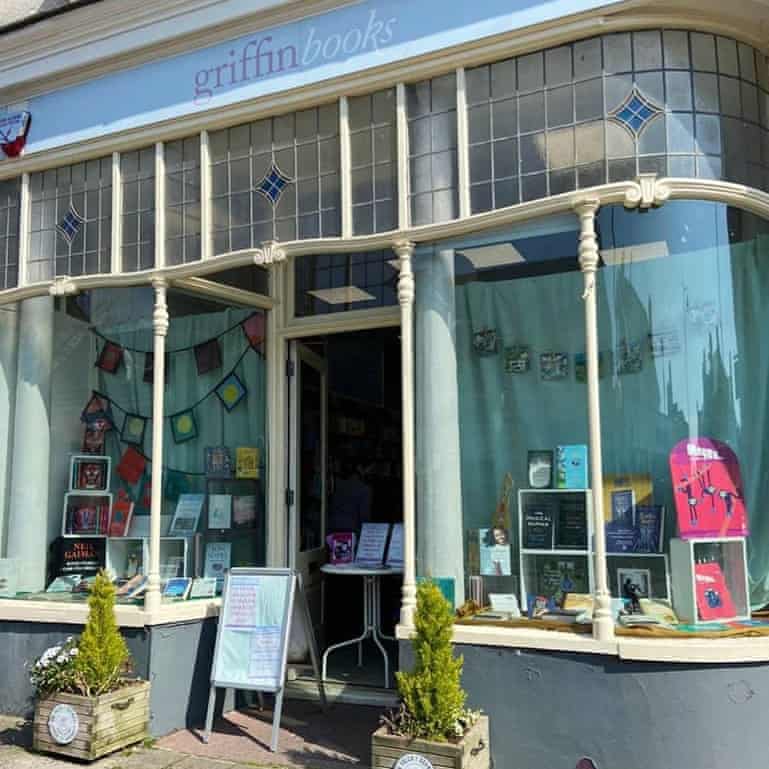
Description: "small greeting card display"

(327, 532), (356, 565)
(190, 576), (218, 599)
(479, 527), (511, 576)
(70, 455), (110, 492)
(204, 542), (231, 591)
(355, 522), (390, 567)
(63, 493), (112, 536)
(669, 437), (749, 539)
(232, 495), (258, 528)
(205, 446), (234, 479)
(169, 493), (205, 535)
(527, 450), (553, 489)
(694, 561), (737, 621)
(163, 577), (192, 600)
(556, 445), (588, 489)
(208, 494), (232, 529)
(236, 447), (260, 479)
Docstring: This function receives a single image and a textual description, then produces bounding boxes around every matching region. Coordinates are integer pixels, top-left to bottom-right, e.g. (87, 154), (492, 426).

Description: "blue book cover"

(556, 445), (588, 489)
(611, 489), (635, 526)
(605, 522), (638, 553)
(635, 505), (664, 553)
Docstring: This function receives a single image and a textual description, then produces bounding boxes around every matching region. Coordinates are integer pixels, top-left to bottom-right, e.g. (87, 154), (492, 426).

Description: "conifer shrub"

(390, 580), (477, 741)
(73, 570), (131, 696)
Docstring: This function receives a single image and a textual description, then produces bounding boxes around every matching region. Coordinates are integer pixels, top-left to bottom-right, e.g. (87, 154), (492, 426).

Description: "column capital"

(572, 196), (600, 217)
(625, 173), (671, 210)
(152, 278), (169, 337)
(49, 276), (78, 297)
(392, 239), (415, 259)
(254, 240), (287, 266)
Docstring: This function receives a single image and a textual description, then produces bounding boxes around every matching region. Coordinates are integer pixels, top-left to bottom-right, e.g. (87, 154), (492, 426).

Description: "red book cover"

(695, 561), (737, 621)
(117, 447), (146, 485)
(669, 438), (748, 539)
(109, 490), (135, 537)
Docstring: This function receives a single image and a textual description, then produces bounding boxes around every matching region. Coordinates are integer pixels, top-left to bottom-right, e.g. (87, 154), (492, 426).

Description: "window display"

(417, 201), (769, 636)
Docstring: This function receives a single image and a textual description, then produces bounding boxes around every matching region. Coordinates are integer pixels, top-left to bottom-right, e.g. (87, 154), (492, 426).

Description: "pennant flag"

(81, 392), (114, 431)
(121, 414), (147, 446)
(194, 338), (222, 375)
(216, 373), (247, 412)
(56, 202), (85, 245)
(116, 446), (146, 485)
(96, 341), (124, 374)
(171, 410), (198, 444)
(242, 313), (266, 352)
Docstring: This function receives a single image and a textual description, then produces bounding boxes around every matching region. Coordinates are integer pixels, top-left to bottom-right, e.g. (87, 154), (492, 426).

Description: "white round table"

(320, 564), (403, 688)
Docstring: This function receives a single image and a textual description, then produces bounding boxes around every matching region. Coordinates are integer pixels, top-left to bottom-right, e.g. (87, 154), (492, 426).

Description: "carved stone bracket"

(48, 277), (78, 297)
(253, 240), (287, 266)
(624, 173), (672, 210)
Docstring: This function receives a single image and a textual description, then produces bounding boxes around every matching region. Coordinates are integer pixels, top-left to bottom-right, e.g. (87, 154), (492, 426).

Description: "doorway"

(287, 327), (402, 697)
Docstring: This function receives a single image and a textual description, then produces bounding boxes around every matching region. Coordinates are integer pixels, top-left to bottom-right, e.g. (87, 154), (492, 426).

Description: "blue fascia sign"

(9, 0), (619, 155)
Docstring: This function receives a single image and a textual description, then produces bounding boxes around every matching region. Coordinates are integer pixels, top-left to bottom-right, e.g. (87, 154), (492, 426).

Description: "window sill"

(0, 597), (221, 628)
(396, 623), (769, 664)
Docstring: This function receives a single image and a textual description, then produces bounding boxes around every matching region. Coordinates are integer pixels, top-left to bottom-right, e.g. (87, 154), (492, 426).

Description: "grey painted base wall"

(0, 617), (233, 737)
(400, 641), (769, 769)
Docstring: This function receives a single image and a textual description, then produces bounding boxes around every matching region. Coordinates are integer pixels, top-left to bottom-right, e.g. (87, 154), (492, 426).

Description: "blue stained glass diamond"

(255, 164), (293, 205)
(609, 88), (662, 137)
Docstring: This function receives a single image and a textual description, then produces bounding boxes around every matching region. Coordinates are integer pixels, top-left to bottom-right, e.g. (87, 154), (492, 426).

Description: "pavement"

(0, 701), (378, 769)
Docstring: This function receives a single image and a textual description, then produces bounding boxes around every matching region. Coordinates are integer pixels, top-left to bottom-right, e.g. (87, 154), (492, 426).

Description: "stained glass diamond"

(255, 164), (293, 205)
(609, 88), (661, 137)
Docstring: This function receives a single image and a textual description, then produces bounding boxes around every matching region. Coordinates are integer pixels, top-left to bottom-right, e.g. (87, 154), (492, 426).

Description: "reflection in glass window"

(209, 103), (340, 254)
(596, 201), (769, 611)
(414, 216), (585, 608)
(28, 158), (112, 283)
(0, 178), (20, 289)
(121, 147), (156, 272)
(407, 73), (458, 225)
(349, 88), (398, 234)
(165, 136), (201, 265)
(294, 249), (398, 317)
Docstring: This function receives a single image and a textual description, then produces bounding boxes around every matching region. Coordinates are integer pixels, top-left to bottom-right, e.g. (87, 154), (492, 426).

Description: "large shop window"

(414, 216), (586, 610)
(0, 178), (20, 290)
(0, 282), (267, 602)
(596, 201), (769, 625)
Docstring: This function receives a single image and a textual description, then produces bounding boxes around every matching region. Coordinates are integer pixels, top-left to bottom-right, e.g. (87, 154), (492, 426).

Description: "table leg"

(322, 575), (372, 682)
(369, 576), (390, 688)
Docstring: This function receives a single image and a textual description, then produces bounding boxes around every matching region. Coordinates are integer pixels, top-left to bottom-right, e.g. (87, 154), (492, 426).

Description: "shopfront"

(2, 0), (769, 766)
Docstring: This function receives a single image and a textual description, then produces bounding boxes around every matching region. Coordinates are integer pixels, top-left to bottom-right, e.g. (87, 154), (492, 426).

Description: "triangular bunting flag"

(194, 338), (222, 375)
(116, 447), (146, 485)
(96, 341), (124, 374)
(242, 313), (266, 352)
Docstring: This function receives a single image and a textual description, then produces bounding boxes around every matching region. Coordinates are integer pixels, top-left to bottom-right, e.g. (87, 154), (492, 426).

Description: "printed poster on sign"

(669, 438), (748, 539)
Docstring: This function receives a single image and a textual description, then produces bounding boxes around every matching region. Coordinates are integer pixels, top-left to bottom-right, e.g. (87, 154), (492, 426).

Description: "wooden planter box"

(372, 715), (490, 769)
(33, 680), (150, 761)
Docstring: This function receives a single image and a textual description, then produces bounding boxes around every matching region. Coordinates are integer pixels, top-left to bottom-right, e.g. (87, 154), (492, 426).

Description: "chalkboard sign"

(203, 568), (325, 751)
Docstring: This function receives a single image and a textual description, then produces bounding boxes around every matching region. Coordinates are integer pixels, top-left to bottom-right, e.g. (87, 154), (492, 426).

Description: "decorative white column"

(7, 296), (54, 592)
(414, 246), (465, 607)
(144, 278), (169, 613)
(395, 240), (417, 627)
(575, 199), (614, 642)
(0, 305), (18, 555)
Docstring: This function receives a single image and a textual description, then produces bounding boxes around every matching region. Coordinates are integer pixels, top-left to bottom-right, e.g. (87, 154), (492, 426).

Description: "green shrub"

(394, 581), (469, 741)
(74, 571), (130, 696)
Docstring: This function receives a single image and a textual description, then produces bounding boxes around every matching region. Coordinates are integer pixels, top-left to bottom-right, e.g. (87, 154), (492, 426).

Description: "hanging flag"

(0, 111), (31, 159)
(215, 373), (247, 412)
(56, 202), (85, 244)
(116, 446), (146, 485)
(194, 338), (222, 375)
(121, 414), (147, 447)
(81, 392), (114, 431)
(241, 313), (266, 353)
(95, 341), (124, 374)
(171, 410), (198, 444)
